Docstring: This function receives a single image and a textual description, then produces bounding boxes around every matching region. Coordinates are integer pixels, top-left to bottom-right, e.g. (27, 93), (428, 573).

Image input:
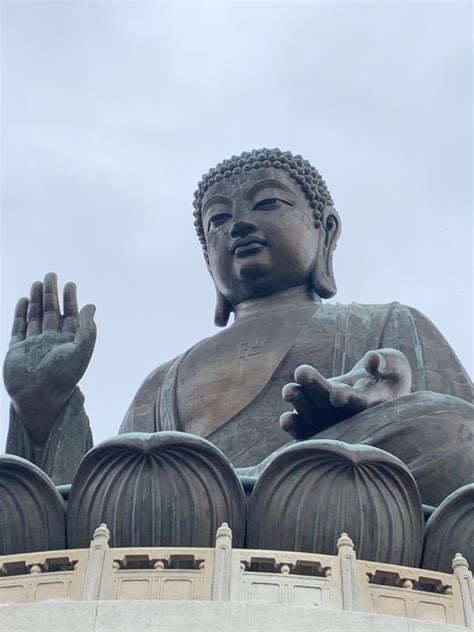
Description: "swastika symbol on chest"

(238, 341), (263, 359)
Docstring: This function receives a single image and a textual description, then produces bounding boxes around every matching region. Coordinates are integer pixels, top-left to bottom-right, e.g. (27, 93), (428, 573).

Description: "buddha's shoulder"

(318, 300), (430, 323)
(312, 301), (446, 344)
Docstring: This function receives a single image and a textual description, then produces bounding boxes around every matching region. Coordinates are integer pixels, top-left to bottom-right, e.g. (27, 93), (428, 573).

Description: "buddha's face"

(202, 167), (322, 305)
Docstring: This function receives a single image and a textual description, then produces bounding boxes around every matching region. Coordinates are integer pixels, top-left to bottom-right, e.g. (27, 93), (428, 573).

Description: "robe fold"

(6, 387), (93, 485)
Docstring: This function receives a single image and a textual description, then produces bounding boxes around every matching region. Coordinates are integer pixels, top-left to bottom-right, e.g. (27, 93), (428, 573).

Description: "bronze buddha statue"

(3, 148), (473, 507)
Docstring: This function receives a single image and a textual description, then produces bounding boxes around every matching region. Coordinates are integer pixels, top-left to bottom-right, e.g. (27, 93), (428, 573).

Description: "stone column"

(452, 552), (473, 628)
(337, 532), (358, 611)
(82, 523), (110, 601)
(212, 523), (232, 601)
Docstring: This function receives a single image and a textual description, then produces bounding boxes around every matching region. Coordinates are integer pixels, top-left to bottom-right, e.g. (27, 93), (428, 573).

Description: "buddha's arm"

(3, 274), (96, 484)
(280, 303), (472, 440)
(119, 358), (175, 434)
(6, 389), (93, 485)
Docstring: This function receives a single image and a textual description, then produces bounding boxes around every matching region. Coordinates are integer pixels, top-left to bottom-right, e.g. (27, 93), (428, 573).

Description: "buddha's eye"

(253, 198), (293, 211)
(208, 212), (231, 231)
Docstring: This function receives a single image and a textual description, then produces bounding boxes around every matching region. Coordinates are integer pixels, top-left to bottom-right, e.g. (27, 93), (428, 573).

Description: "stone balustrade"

(0, 523), (472, 628)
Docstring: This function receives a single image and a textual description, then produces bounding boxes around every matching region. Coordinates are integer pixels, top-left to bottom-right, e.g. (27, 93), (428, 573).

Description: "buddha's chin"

(234, 255), (269, 282)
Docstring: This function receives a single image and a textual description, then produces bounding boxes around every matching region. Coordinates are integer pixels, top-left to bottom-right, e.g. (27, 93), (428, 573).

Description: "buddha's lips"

(231, 236), (267, 256)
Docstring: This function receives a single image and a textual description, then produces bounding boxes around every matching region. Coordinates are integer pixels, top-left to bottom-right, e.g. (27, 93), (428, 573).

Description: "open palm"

(3, 273), (96, 445)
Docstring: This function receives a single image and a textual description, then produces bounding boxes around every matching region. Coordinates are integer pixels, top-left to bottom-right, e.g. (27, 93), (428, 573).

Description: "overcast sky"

(1, 1), (472, 450)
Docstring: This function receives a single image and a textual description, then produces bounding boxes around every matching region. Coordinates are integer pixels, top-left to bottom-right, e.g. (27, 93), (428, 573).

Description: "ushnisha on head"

(193, 148), (334, 256)
(194, 148), (341, 326)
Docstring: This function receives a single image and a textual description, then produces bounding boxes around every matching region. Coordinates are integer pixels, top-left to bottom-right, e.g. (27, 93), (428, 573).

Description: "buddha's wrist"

(11, 388), (78, 446)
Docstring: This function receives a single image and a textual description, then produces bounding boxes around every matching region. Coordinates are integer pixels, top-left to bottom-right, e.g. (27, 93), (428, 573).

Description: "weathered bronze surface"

(0, 455), (66, 555)
(3, 148), (473, 514)
(3, 273), (94, 484)
(422, 483), (474, 573)
(247, 440), (424, 567)
(67, 432), (246, 549)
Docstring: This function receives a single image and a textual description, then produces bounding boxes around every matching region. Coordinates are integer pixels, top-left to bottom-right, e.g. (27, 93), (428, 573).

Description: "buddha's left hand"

(280, 348), (412, 440)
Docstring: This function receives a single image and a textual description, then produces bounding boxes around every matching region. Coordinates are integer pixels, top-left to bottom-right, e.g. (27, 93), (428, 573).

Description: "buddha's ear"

(311, 205), (341, 299)
(206, 258), (233, 327)
(214, 287), (233, 327)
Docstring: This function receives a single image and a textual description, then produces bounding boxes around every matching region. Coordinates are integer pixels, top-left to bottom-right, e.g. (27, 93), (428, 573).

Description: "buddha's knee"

(317, 390), (473, 506)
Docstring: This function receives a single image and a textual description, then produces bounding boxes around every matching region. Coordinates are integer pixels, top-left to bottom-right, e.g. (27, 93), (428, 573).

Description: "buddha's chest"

(175, 312), (312, 437)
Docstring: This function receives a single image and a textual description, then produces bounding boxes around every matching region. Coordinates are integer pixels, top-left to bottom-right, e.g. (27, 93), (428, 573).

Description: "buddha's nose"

(230, 218), (257, 238)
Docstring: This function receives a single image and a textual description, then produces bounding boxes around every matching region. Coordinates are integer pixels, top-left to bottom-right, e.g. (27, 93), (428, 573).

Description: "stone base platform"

(1, 524), (472, 630)
(0, 599), (466, 632)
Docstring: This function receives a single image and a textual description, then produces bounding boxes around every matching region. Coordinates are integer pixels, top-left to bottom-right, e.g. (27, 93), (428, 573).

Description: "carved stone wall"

(0, 524), (472, 629)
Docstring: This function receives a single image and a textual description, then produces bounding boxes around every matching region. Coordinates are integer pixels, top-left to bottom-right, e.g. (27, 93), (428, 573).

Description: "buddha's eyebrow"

(202, 195), (232, 216)
(244, 179), (294, 200)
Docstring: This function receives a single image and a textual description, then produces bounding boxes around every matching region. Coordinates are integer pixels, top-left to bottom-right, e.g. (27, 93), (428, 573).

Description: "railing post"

(82, 523), (110, 601)
(212, 522), (232, 601)
(337, 532), (358, 611)
(452, 552), (473, 628)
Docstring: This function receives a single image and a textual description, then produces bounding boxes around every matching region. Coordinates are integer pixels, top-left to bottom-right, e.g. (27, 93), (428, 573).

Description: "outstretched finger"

(279, 411), (316, 440)
(282, 382), (315, 425)
(26, 281), (43, 337)
(293, 364), (332, 410)
(10, 297), (29, 345)
(62, 282), (78, 334)
(42, 272), (60, 331)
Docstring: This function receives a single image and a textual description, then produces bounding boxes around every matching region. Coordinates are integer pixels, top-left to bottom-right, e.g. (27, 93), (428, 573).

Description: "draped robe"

(120, 302), (473, 506)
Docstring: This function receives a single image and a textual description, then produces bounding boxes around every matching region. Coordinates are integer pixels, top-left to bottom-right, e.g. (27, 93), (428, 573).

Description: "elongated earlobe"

(214, 288), (233, 327)
(311, 206), (341, 299)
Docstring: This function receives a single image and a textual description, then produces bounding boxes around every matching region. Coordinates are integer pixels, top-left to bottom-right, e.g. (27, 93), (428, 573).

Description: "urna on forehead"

(192, 148), (334, 256)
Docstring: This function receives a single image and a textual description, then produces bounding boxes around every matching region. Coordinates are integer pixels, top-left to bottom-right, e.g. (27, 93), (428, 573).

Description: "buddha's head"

(193, 149), (341, 326)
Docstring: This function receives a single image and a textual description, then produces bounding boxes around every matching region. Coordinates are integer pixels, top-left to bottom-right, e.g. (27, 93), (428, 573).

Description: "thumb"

(364, 351), (386, 378)
(76, 304), (97, 350)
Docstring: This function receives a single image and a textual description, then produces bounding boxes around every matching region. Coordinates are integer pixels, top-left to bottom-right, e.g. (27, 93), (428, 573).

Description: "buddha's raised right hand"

(3, 273), (96, 446)
(280, 348), (412, 440)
